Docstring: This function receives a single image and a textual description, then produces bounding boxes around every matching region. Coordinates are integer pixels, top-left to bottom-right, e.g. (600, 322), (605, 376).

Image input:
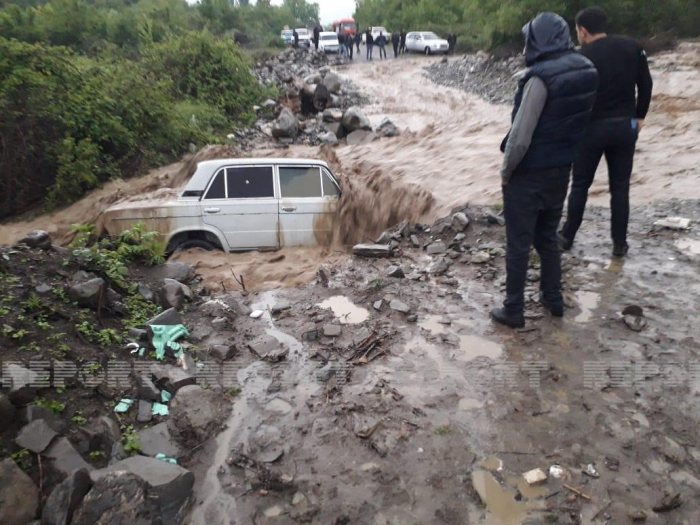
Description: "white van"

(100, 159), (342, 253)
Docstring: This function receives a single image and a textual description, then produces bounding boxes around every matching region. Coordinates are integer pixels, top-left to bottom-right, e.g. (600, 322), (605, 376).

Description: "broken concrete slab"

(42, 468), (92, 525)
(248, 335), (288, 361)
(138, 376), (161, 402)
(0, 458), (39, 524)
(209, 344), (236, 361)
(137, 400), (153, 423)
(16, 419), (57, 453)
(138, 423), (180, 457)
(353, 244), (391, 258)
(45, 437), (94, 479)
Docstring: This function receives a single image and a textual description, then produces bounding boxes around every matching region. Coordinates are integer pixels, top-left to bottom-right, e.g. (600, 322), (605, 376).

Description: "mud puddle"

(573, 290), (601, 323)
(316, 295), (369, 324)
(470, 470), (545, 524)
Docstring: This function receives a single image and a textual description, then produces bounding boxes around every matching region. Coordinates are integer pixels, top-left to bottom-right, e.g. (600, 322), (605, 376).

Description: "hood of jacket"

(522, 12), (574, 66)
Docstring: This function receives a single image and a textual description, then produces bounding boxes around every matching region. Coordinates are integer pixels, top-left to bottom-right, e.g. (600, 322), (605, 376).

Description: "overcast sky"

(266, 0), (357, 25)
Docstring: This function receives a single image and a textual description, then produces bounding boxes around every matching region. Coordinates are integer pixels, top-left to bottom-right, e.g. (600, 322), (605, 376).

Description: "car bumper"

(323, 46), (339, 53)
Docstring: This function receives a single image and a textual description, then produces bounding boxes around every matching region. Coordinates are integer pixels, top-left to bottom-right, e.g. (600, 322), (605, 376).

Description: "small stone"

(386, 265), (405, 278)
(209, 344), (236, 361)
(146, 308), (183, 326)
(406, 314), (418, 323)
(390, 300), (410, 314)
(138, 376), (160, 402)
(375, 231), (392, 245)
(373, 300), (383, 311)
(428, 256), (450, 275)
(427, 243), (447, 255)
(410, 235), (421, 248)
(526, 270), (541, 282)
(624, 315), (647, 332)
(523, 468), (548, 485)
(137, 400), (153, 423)
(68, 278), (107, 309)
(35, 283), (52, 295)
(323, 325), (342, 337)
(471, 251), (491, 264)
(138, 422), (180, 457)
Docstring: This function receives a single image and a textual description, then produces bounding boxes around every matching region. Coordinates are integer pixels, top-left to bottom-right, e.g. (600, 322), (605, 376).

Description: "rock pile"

(424, 52), (526, 105)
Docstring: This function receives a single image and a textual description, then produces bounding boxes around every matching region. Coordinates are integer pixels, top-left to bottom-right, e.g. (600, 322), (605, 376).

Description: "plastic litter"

(150, 324), (190, 360)
(583, 463), (600, 478)
(126, 342), (140, 353)
(549, 465), (565, 479)
(151, 402), (169, 416)
(155, 453), (178, 465)
(160, 390), (172, 403)
(250, 310), (265, 319)
(114, 399), (135, 413)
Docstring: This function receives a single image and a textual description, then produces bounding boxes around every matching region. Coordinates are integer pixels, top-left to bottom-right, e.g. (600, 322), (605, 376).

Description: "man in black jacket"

(559, 7), (653, 257)
(491, 12), (598, 328)
(365, 29), (374, 61)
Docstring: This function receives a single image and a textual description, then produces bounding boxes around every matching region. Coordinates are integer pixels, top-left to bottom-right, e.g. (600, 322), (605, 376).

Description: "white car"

(318, 32), (340, 54)
(99, 159), (342, 253)
(295, 28), (311, 48)
(405, 31), (449, 55)
(362, 26), (391, 45)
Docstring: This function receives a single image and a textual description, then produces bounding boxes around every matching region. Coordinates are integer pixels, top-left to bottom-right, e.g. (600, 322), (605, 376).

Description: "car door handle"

(282, 206), (297, 212)
(204, 207), (220, 214)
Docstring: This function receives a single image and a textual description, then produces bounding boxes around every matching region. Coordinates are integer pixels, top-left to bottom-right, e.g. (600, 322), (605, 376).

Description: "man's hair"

(575, 7), (609, 34)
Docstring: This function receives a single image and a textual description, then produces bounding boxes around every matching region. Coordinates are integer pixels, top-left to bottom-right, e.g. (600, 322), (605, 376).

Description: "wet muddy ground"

(186, 198), (700, 524)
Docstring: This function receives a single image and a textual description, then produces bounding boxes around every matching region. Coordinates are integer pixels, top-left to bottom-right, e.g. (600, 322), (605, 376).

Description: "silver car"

(100, 159), (342, 253)
(405, 31), (449, 55)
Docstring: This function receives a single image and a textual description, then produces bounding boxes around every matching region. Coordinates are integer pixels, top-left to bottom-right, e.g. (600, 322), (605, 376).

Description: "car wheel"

(175, 239), (218, 252)
(424, 47), (431, 56)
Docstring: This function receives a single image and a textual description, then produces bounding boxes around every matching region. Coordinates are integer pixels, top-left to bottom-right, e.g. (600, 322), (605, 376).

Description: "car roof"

(185, 158), (331, 193)
(320, 32), (337, 36)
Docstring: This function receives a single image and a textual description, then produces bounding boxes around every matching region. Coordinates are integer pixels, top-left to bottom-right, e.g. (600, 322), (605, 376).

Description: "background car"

(405, 31), (449, 55)
(319, 32), (340, 54)
(280, 29), (293, 45)
(362, 26), (391, 44)
(295, 28), (311, 48)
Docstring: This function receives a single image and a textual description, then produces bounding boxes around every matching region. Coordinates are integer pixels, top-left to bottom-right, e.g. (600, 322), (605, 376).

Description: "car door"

(201, 165), (279, 251)
(277, 165), (340, 247)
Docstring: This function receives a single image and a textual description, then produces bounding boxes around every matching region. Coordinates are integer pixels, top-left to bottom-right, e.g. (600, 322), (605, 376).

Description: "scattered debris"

(523, 468), (548, 485)
(653, 217), (691, 230)
(652, 492), (682, 513)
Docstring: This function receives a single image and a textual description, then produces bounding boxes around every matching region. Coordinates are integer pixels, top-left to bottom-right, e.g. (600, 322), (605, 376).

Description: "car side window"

(279, 167), (323, 198)
(204, 170), (225, 199)
(226, 166), (274, 199)
(322, 170), (340, 197)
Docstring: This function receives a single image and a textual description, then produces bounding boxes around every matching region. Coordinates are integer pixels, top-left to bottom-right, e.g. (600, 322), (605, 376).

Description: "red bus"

(332, 18), (358, 37)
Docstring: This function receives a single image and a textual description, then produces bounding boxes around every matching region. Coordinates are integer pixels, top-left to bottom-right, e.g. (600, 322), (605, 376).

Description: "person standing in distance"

(559, 7), (654, 257)
(490, 13), (598, 328)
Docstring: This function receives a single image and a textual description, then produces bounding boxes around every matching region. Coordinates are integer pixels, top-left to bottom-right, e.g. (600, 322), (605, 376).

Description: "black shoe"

(490, 308), (525, 328)
(558, 233), (573, 252)
(612, 243), (629, 257)
(540, 297), (564, 317)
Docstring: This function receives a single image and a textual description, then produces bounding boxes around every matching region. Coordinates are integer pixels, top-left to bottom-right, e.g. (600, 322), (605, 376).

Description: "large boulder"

(378, 118), (400, 137)
(0, 394), (16, 427)
(72, 472), (161, 524)
(318, 131), (339, 146)
(45, 437), (94, 479)
(42, 468), (92, 525)
(0, 458), (39, 523)
(16, 419), (58, 453)
(81, 416), (121, 454)
(158, 279), (192, 310)
(89, 457), (194, 521)
(323, 72), (342, 94)
(346, 130), (376, 146)
(324, 121), (346, 139)
(17, 230), (52, 250)
(138, 422), (180, 457)
(170, 385), (224, 443)
(272, 108), (299, 139)
(322, 108), (343, 122)
(68, 278), (107, 310)
(342, 107), (372, 133)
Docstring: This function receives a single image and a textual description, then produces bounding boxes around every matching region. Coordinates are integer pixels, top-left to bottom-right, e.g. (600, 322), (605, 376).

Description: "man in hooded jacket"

(490, 12), (598, 328)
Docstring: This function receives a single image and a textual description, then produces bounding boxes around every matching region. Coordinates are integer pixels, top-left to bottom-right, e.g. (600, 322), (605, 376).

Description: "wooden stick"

(564, 483), (592, 501)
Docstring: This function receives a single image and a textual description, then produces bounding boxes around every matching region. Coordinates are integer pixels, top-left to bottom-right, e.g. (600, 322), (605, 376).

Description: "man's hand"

(636, 119), (645, 133)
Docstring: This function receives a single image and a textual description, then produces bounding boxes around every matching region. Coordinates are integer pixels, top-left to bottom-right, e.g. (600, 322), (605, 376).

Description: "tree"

(283, 0), (318, 27)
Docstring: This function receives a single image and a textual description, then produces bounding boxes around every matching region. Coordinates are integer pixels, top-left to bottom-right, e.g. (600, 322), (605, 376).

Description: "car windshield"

(321, 35), (337, 41)
(296, 29), (308, 35)
(281, 31), (292, 36)
(422, 33), (439, 40)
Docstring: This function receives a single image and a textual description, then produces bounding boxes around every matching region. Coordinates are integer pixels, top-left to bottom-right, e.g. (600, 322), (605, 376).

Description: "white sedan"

(318, 32), (340, 54)
(405, 32), (449, 55)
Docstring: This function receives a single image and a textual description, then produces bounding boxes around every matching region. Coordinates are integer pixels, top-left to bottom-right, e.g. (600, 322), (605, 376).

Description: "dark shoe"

(612, 243), (629, 257)
(540, 297), (564, 317)
(558, 233), (573, 252)
(490, 308), (525, 329)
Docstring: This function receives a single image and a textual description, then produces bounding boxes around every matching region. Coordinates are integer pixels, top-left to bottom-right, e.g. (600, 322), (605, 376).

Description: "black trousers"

(503, 167), (570, 314)
(379, 45), (386, 59)
(366, 44), (373, 60)
(393, 42), (399, 57)
(561, 118), (638, 246)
